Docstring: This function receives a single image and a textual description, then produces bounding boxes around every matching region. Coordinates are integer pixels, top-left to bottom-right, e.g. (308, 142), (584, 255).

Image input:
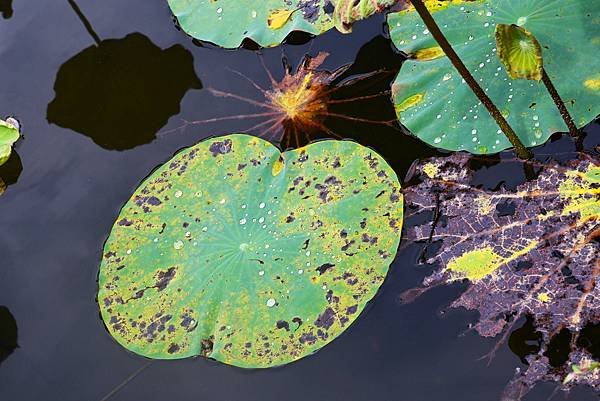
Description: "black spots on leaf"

(508, 316), (543, 364)
(390, 190), (401, 203)
(346, 305), (358, 315)
(158, 223), (166, 234)
(134, 195), (162, 212)
(276, 320), (290, 331)
(180, 313), (197, 332)
(200, 337), (214, 357)
(332, 157), (341, 168)
(155, 267), (177, 291)
(237, 163), (247, 171)
(316, 263), (335, 275)
(496, 200), (516, 217)
(302, 239), (310, 250)
(285, 213), (296, 223)
(292, 317), (303, 330)
(361, 233), (378, 245)
(299, 332), (317, 345)
(314, 307), (335, 330)
(339, 229), (348, 239)
(297, 151), (308, 163)
(117, 218), (133, 227)
(364, 154), (379, 170)
(341, 239), (355, 252)
(167, 343), (180, 354)
(147, 196), (162, 206)
(209, 139), (232, 157)
(360, 218), (367, 229)
(544, 328), (573, 368)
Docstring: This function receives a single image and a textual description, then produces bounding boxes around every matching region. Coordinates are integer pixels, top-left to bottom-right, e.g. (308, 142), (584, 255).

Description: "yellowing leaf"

(268, 9), (295, 30)
(495, 24), (543, 81)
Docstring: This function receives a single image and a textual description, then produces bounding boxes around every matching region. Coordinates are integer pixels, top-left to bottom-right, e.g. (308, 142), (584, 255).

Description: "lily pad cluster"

(403, 152), (599, 396)
(387, 0), (600, 154)
(167, 0), (399, 48)
(99, 134), (402, 367)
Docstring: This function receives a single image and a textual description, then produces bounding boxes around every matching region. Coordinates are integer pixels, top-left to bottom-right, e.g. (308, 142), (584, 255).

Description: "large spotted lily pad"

(99, 134), (402, 368)
(388, 0), (600, 154)
(167, 0), (397, 48)
(403, 152), (599, 396)
(0, 118), (19, 167)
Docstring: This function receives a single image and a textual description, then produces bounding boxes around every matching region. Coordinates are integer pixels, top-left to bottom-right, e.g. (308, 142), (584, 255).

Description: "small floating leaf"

(388, 0), (600, 153)
(98, 134), (402, 368)
(0, 118), (20, 167)
(495, 24), (543, 81)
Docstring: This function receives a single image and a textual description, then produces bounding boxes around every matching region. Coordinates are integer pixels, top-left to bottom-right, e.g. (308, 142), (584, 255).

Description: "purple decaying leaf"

(403, 152), (599, 398)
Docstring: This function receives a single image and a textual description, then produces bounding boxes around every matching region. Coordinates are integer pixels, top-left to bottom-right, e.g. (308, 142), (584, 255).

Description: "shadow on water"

(46, 1), (202, 150)
(0, 306), (18, 366)
(0, 0), (12, 19)
(0, 151), (22, 195)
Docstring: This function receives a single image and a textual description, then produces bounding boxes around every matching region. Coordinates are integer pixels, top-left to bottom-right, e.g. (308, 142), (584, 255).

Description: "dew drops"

(126, 249), (132, 254)
(174, 190), (183, 198)
(266, 298), (276, 307)
(258, 270), (265, 276)
(239, 218), (247, 225)
(259, 202), (266, 209)
(434, 137), (442, 144)
(173, 240), (183, 250)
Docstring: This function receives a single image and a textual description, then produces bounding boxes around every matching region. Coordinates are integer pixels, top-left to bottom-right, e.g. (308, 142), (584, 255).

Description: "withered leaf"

(403, 152), (599, 397)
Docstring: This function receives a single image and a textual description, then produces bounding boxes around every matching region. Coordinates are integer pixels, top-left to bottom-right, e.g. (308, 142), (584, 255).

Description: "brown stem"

(409, 0), (532, 159)
(542, 69), (579, 137)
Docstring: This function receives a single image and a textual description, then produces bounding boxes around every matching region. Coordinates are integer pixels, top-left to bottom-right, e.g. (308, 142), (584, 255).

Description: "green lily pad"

(388, 0), (600, 154)
(167, 0), (396, 49)
(98, 134), (402, 368)
(0, 118), (20, 166)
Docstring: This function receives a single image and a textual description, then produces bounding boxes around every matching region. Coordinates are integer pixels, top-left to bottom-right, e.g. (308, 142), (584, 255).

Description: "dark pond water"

(0, 1), (598, 400)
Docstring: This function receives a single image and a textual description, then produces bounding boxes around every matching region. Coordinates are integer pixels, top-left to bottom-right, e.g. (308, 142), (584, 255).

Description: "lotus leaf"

(98, 134), (402, 368)
(167, 0), (397, 49)
(388, 0), (600, 154)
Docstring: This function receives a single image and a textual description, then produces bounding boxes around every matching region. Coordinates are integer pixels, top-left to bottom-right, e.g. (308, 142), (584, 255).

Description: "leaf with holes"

(403, 152), (599, 397)
(387, 0), (600, 154)
(167, 0), (398, 49)
(98, 134), (402, 368)
(0, 118), (19, 167)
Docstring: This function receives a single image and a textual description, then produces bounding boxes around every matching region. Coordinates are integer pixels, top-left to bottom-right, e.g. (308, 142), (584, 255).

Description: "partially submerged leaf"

(495, 24), (543, 81)
(98, 134), (402, 368)
(388, 0), (600, 153)
(167, 0), (398, 48)
(403, 152), (599, 395)
(0, 118), (20, 167)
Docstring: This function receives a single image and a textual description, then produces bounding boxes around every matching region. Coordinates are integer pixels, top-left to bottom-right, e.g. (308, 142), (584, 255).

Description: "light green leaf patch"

(388, 0), (600, 154)
(0, 118), (20, 167)
(98, 134), (402, 368)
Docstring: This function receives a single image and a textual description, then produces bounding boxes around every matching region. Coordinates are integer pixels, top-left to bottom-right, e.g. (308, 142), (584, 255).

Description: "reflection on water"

(0, 151), (22, 196)
(47, 32), (202, 150)
(0, 306), (18, 366)
(0, 0), (12, 19)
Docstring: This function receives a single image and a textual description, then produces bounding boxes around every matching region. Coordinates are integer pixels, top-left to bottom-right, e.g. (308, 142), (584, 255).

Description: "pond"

(0, 1), (598, 400)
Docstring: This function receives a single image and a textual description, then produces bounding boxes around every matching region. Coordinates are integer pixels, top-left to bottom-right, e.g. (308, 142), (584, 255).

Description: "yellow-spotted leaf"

(98, 134), (402, 368)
